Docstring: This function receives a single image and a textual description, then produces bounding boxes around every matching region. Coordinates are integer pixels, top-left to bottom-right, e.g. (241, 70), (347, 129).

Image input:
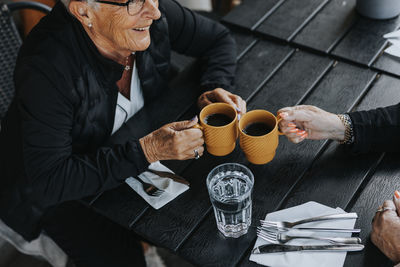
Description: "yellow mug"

(239, 110), (283, 165)
(194, 103), (238, 156)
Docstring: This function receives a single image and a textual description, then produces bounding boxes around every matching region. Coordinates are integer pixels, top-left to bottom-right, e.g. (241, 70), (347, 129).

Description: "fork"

(257, 228), (361, 245)
(136, 179), (164, 197)
(260, 213), (358, 230)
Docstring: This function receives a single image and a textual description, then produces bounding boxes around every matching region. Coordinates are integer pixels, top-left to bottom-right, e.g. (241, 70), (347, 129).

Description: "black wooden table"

(84, 1), (400, 266)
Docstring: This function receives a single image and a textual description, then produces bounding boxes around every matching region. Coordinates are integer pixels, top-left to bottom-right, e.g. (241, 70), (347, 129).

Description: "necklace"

(124, 56), (131, 71)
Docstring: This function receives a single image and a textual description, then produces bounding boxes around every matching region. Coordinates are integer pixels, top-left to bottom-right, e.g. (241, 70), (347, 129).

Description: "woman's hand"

(277, 105), (345, 144)
(371, 193), (400, 263)
(198, 88), (246, 117)
(139, 117), (204, 162)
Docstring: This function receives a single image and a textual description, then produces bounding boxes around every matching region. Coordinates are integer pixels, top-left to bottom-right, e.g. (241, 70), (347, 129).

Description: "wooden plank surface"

(239, 62), (377, 267)
(273, 74), (400, 240)
(221, 0), (285, 30)
(177, 50), (333, 266)
(230, 30), (258, 60)
(233, 40), (294, 100)
(255, 0), (329, 42)
(373, 50), (400, 77)
(332, 16), (400, 66)
(293, 0), (357, 53)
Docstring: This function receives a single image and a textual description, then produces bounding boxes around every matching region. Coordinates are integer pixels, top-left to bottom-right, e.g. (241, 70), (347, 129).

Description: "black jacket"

(349, 103), (400, 153)
(0, 0), (236, 240)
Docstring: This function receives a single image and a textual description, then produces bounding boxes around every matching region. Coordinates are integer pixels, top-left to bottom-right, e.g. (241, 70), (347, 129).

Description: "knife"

(259, 226), (361, 233)
(147, 169), (190, 186)
(252, 244), (365, 254)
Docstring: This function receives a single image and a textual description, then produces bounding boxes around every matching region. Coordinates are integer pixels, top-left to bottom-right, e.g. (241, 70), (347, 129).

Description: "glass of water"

(206, 163), (254, 238)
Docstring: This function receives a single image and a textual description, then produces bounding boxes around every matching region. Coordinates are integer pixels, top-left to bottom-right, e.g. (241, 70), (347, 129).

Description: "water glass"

(206, 163), (254, 238)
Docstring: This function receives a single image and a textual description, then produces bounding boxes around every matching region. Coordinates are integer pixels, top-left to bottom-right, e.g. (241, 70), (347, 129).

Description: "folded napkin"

(125, 161), (189, 209)
(250, 201), (357, 267)
(383, 30), (400, 57)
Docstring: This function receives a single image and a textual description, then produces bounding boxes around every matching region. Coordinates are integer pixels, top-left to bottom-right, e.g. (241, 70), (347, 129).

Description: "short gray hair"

(60, 0), (99, 10)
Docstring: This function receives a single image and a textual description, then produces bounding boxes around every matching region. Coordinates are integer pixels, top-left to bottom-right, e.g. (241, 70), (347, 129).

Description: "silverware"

(260, 213), (358, 230)
(136, 179), (164, 197)
(252, 244), (365, 254)
(258, 225), (361, 233)
(147, 169), (190, 186)
(256, 227), (362, 244)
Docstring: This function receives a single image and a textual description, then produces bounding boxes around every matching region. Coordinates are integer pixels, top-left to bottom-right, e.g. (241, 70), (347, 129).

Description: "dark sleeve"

(161, 0), (236, 91)
(17, 63), (149, 208)
(347, 103), (400, 153)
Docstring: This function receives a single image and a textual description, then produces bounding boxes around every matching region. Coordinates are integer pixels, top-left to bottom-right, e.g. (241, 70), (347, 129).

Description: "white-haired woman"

(0, 0), (245, 265)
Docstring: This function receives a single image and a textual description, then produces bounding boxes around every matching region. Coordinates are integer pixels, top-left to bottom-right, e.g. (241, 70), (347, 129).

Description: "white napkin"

(383, 30), (400, 57)
(125, 161), (189, 209)
(250, 201), (357, 267)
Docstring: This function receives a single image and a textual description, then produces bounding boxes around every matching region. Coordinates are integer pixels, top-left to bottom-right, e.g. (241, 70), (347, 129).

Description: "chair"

(0, 1), (51, 119)
(0, 3), (68, 267)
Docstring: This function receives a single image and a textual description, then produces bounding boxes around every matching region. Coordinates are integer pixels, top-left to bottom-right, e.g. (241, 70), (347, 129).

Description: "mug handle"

(193, 124), (204, 130)
(276, 115), (285, 136)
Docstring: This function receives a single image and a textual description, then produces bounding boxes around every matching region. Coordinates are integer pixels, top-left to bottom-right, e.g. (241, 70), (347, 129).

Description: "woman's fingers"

(230, 94), (246, 115)
(197, 93), (213, 109)
(394, 191), (400, 216)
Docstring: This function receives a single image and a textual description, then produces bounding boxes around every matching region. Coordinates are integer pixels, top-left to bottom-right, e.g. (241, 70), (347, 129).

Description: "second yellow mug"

(239, 110), (283, 165)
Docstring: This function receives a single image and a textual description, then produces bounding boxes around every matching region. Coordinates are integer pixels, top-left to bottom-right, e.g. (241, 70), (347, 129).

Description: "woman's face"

(90, 0), (161, 53)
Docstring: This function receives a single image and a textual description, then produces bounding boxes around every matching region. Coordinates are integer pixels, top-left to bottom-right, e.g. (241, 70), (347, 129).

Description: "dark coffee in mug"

(242, 122), (272, 136)
(204, 113), (233, 127)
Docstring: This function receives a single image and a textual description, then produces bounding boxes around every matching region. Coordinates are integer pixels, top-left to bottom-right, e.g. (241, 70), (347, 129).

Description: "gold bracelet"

(337, 114), (354, 145)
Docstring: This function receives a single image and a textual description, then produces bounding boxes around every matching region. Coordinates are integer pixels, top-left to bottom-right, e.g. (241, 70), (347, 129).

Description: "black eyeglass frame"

(93, 0), (145, 15)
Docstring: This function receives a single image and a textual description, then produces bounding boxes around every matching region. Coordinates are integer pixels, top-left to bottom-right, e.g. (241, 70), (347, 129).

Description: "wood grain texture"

(293, 0), (357, 53)
(230, 30), (258, 60)
(221, 0), (284, 30)
(178, 54), (375, 267)
(90, 184), (149, 228)
(255, 0), (329, 42)
(233, 40), (294, 100)
(332, 16), (400, 66)
(278, 76), (400, 210)
(239, 62), (377, 267)
(373, 51), (400, 78)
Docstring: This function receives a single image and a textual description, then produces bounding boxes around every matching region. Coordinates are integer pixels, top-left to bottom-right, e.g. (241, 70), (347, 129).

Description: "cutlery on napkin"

(249, 201), (359, 267)
(252, 244), (364, 254)
(125, 161), (189, 209)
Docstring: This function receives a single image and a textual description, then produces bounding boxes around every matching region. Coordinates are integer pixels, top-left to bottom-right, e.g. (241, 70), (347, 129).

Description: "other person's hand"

(139, 117), (204, 162)
(371, 193), (400, 263)
(198, 88), (246, 117)
(277, 105), (345, 144)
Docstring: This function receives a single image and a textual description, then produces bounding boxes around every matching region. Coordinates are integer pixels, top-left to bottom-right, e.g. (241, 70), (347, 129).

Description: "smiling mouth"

(133, 26), (150, 32)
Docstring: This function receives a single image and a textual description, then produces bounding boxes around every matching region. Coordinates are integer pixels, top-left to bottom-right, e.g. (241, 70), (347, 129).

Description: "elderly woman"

(0, 0), (246, 265)
(277, 104), (400, 264)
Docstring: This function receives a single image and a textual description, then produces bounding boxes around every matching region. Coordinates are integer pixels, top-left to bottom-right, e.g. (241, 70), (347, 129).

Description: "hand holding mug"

(140, 118), (204, 162)
(198, 88), (246, 118)
(278, 105), (345, 144)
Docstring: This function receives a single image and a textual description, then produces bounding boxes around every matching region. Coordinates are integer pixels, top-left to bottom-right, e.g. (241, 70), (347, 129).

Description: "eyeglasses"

(94, 0), (146, 15)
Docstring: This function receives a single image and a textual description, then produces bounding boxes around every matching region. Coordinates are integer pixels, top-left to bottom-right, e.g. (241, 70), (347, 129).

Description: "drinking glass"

(206, 163), (254, 238)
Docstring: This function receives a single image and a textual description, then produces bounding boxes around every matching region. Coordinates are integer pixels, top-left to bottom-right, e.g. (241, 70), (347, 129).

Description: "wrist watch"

(337, 114), (354, 145)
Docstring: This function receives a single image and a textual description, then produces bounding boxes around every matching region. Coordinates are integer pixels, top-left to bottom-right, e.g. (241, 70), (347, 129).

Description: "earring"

(88, 22), (92, 28)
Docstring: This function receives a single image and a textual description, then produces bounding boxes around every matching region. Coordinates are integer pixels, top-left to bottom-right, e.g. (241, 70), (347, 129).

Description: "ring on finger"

(376, 207), (396, 213)
(194, 149), (200, 160)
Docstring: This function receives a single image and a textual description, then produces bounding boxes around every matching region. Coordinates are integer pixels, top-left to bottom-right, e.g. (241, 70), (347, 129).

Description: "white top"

(111, 57), (144, 135)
